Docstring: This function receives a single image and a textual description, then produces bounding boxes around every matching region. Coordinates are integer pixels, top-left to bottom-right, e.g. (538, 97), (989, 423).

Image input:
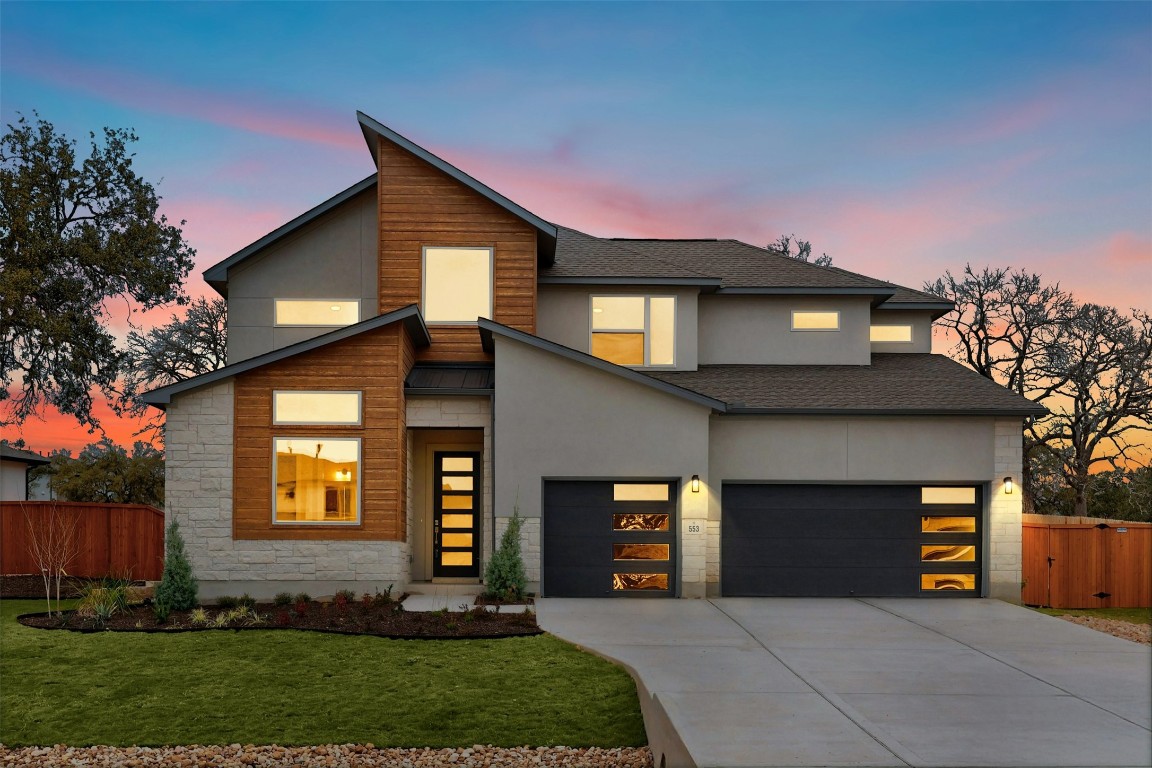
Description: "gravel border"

(1056, 615), (1151, 645)
(0, 744), (654, 767)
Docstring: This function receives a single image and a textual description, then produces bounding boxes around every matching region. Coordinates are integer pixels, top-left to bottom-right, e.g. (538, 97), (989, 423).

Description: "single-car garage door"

(722, 484), (981, 597)
(543, 480), (677, 597)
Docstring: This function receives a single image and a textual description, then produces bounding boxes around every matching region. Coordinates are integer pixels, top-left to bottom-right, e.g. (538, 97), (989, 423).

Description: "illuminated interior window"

(275, 300), (360, 326)
(613, 513), (670, 531)
(613, 573), (669, 591)
(613, 544), (670, 561)
(921, 544), (976, 562)
(921, 487), (977, 505)
(613, 483), (670, 502)
(273, 438), (359, 524)
(791, 310), (840, 331)
(920, 574), (976, 591)
(591, 296), (676, 366)
(441, 513), (472, 529)
(441, 551), (473, 566)
(273, 391), (361, 425)
(870, 324), (913, 343)
(422, 247), (492, 323)
(922, 516), (977, 533)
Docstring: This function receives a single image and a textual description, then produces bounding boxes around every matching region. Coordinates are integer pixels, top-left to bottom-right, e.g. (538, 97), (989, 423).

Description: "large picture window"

(591, 296), (675, 366)
(422, 247), (493, 324)
(275, 300), (360, 326)
(273, 438), (360, 524)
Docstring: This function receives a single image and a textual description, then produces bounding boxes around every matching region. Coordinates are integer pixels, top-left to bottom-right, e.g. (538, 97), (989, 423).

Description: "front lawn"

(1034, 607), (1152, 626)
(0, 600), (646, 748)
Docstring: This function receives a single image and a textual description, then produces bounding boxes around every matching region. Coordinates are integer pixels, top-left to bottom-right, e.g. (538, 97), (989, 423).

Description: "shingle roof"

(1, 445), (51, 465)
(645, 354), (1046, 415)
(542, 227), (719, 282)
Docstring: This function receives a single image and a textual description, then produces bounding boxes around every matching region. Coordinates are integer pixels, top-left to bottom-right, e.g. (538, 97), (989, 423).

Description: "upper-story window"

(273, 391), (362, 425)
(591, 296), (675, 367)
(870, 324), (913, 343)
(422, 246), (493, 324)
(791, 310), (840, 331)
(275, 299), (360, 327)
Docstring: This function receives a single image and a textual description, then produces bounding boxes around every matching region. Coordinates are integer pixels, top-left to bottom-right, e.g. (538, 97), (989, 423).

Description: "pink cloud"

(1103, 231), (1152, 267)
(8, 45), (361, 151)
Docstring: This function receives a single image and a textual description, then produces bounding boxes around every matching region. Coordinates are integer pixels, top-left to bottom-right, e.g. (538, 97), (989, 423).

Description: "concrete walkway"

(536, 598), (1152, 768)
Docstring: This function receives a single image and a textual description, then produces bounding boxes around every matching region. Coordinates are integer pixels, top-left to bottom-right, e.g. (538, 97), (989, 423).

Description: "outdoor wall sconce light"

(1003, 476), (1014, 494)
(336, 470), (352, 482)
(691, 475), (701, 493)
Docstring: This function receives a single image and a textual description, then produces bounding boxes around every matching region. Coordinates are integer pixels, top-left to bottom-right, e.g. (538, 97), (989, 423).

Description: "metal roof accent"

(142, 305), (430, 407)
(357, 111), (558, 264)
(405, 364), (495, 395)
(476, 319), (728, 412)
(202, 174), (377, 297)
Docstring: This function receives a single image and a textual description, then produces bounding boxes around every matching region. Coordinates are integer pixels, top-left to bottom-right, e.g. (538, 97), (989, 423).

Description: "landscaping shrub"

(216, 595), (239, 610)
(154, 520), (199, 622)
(484, 507), (526, 601)
(293, 592), (311, 604)
(273, 592), (293, 607)
(237, 593), (256, 609)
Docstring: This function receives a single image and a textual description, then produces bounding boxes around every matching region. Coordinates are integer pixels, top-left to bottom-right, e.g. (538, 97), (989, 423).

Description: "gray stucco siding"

(226, 189), (378, 364)
(493, 335), (713, 594)
(536, 285), (700, 370)
(868, 309), (935, 354)
(698, 295), (872, 365)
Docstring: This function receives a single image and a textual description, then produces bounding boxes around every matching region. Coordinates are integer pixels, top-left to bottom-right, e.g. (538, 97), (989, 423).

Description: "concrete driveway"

(536, 598), (1151, 768)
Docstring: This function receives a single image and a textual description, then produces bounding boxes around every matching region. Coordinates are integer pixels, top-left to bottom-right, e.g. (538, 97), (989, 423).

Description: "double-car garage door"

(723, 484), (982, 597)
(541, 480), (981, 598)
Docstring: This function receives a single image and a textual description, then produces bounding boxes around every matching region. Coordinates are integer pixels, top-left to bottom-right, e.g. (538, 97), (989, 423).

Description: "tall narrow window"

(273, 438), (360, 524)
(591, 296), (676, 366)
(422, 247), (493, 324)
(275, 300), (360, 326)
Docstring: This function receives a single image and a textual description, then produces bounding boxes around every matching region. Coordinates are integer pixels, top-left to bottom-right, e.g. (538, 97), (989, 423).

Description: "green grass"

(1033, 607), (1152, 626)
(0, 600), (646, 748)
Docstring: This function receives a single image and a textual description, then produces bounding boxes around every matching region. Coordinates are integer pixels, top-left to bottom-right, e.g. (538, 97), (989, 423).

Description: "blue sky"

(2, 1), (1149, 449)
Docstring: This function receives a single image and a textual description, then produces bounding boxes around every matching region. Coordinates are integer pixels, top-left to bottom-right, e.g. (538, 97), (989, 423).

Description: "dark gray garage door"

(722, 484), (981, 597)
(543, 480), (677, 597)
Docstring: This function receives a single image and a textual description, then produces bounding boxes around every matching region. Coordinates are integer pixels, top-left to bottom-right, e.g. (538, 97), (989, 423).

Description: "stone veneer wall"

(988, 417), (1024, 602)
(405, 396), (494, 574)
(165, 379), (408, 600)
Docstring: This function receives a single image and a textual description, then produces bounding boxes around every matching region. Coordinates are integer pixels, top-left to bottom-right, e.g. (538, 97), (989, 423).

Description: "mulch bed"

(17, 597), (541, 639)
(1, 574), (91, 599)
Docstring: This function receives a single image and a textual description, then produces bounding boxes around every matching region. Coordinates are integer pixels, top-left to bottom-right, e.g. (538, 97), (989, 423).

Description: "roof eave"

(714, 287), (897, 305)
(877, 301), (955, 320)
(723, 406), (1049, 417)
(538, 276), (724, 288)
(143, 305), (430, 407)
(201, 174), (378, 297)
(356, 111), (558, 266)
(477, 319), (727, 412)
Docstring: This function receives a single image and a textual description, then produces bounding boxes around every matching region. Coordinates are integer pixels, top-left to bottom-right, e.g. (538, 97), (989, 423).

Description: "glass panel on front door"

(433, 452), (481, 578)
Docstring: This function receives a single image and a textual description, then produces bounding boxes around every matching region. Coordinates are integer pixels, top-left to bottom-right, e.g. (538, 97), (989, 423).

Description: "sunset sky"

(2, 2), (1150, 454)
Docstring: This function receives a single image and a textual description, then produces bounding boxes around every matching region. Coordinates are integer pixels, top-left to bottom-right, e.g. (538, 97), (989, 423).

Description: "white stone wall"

(405, 396), (494, 571)
(165, 379), (408, 600)
(988, 418), (1024, 602)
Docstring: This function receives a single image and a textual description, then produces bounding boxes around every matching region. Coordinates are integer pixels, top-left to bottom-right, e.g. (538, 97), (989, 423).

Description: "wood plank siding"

(233, 323), (412, 541)
(376, 137), (537, 362)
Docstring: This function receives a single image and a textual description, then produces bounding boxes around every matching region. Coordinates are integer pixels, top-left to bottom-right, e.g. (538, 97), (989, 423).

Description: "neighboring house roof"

(540, 227), (723, 286)
(357, 112), (559, 264)
(203, 174), (377, 297)
(477, 319), (728, 411)
(143, 305), (430, 406)
(646, 354), (1047, 416)
(406, 364), (495, 396)
(0, 445), (51, 466)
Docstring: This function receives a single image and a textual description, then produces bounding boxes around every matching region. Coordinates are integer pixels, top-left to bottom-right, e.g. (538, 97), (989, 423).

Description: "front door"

(433, 451), (481, 578)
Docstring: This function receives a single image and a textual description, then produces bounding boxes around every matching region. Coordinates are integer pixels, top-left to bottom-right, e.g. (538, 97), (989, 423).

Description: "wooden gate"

(1023, 516), (1152, 608)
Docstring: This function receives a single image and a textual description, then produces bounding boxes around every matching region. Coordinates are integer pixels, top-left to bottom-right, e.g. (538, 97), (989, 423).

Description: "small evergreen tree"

(154, 520), (198, 621)
(484, 507), (527, 601)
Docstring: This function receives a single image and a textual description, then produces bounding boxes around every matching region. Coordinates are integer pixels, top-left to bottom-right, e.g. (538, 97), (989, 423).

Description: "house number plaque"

(687, 523), (702, 534)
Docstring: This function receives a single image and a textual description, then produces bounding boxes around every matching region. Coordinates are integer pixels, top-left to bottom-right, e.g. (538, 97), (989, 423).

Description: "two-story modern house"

(144, 111), (1044, 602)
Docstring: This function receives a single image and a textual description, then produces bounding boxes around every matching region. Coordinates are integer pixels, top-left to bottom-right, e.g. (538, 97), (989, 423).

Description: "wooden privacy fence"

(0, 501), (165, 581)
(1022, 514), (1152, 609)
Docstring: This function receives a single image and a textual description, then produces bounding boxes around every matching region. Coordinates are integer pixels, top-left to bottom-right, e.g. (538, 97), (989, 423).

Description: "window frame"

(272, 390), (363, 426)
(421, 245), (495, 325)
(272, 436), (362, 526)
(870, 324), (914, 344)
(274, 299), (361, 327)
(790, 310), (841, 332)
(589, 294), (677, 368)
